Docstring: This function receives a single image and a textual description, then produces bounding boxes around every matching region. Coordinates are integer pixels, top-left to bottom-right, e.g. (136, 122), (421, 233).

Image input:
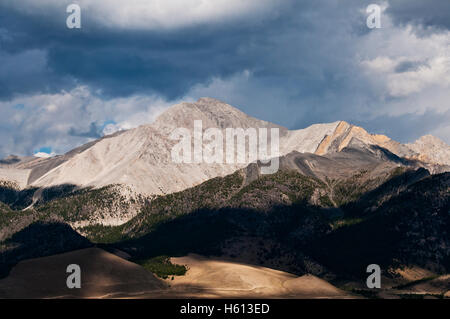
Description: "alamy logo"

(169, 120), (279, 174)
(366, 264), (381, 288)
(66, 4), (81, 29)
(366, 4), (381, 29)
(66, 264), (81, 289)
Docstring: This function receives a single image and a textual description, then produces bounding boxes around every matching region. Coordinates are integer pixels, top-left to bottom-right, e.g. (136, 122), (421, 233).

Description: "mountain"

(0, 99), (449, 298)
(74, 152), (448, 282)
(7, 98), (284, 196)
(0, 98), (448, 231)
(407, 135), (450, 166)
(1, 98), (448, 197)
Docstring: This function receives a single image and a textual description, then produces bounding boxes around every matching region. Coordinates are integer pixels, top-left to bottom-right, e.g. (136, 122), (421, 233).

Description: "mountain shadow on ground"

(105, 172), (449, 280)
(307, 172), (450, 279)
(0, 183), (80, 210)
(0, 185), (37, 210)
(0, 222), (92, 278)
(107, 203), (330, 276)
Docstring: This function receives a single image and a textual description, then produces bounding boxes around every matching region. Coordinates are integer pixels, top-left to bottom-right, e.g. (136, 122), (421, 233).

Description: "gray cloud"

(0, 0), (449, 158)
(394, 60), (429, 73)
(386, 0), (450, 30)
(354, 110), (450, 144)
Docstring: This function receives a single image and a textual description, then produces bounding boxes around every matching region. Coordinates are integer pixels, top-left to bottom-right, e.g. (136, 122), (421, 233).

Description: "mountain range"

(2, 98), (449, 194)
(0, 98), (449, 298)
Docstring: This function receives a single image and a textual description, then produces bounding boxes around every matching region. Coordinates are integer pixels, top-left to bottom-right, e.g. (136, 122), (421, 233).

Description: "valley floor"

(141, 254), (353, 299)
(0, 248), (354, 299)
(0, 248), (448, 299)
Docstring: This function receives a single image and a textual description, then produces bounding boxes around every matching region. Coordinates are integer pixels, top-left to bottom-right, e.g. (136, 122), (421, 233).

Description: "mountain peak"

(153, 97), (286, 132)
(407, 134), (450, 166)
(193, 97), (248, 117)
(2, 98), (447, 199)
(196, 97), (226, 104)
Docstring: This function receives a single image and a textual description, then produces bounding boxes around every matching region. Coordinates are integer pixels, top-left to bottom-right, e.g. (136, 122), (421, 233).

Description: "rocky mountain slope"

(60, 145), (445, 277)
(0, 98), (448, 231)
(64, 150), (446, 284)
(0, 142), (448, 298)
(1, 98), (448, 199)
(407, 135), (450, 166)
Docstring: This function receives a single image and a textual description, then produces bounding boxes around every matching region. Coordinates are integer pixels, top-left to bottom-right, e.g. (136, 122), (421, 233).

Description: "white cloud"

(4, 0), (279, 30)
(102, 123), (122, 136)
(34, 152), (55, 158)
(0, 86), (177, 157)
(358, 16), (450, 116)
(362, 56), (398, 73)
(362, 55), (450, 97)
(45, 104), (58, 112)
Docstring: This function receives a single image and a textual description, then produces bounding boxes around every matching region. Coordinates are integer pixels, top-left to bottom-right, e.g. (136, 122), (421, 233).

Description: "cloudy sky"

(0, 0), (449, 158)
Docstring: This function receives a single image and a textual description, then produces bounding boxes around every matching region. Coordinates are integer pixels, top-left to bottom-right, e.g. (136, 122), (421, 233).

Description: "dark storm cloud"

(394, 60), (429, 73)
(0, 0), (368, 100)
(1, 0), (447, 102)
(386, 0), (450, 30)
(0, 5), (78, 99)
(0, 0), (449, 158)
(0, 1), (251, 99)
